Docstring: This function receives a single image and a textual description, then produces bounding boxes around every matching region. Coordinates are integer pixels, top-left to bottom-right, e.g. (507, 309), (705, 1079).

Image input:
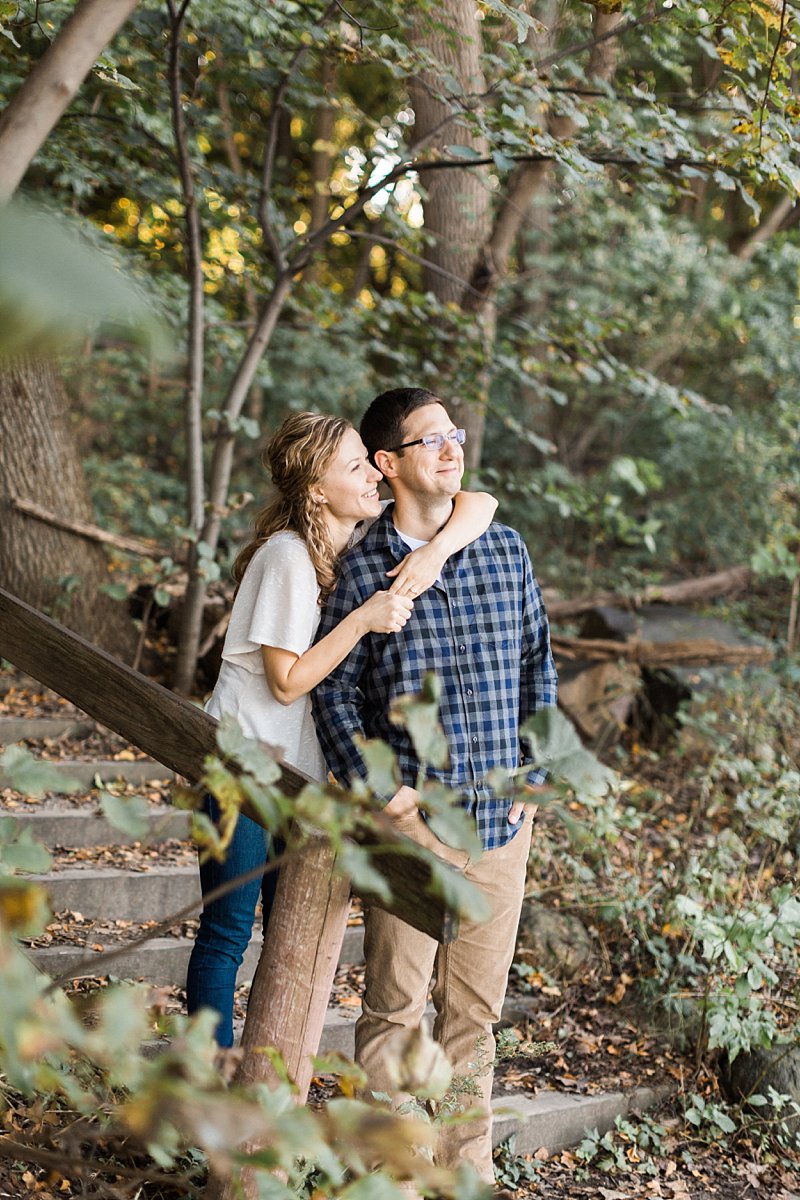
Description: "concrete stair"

(2, 691), (671, 1156)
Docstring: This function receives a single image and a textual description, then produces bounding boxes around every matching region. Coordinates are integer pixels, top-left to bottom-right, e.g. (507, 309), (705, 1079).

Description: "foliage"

(2, 0), (799, 627)
(0, 683), (609, 1194)
(576, 1112), (670, 1177)
(0, 199), (167, 359)
(492, 1134), (541, 1190)
(527, 665), (800, 1095)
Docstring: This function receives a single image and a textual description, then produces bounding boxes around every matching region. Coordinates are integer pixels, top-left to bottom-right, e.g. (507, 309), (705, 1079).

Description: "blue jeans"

(186, 795), (283, 1047)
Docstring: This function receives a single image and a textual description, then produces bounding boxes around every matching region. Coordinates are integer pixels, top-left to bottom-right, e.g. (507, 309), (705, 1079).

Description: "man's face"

(389, 403), (465, 500)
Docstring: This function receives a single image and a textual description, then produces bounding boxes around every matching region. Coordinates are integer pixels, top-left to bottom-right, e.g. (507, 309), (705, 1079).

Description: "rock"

(719, 1042), (800, 1129)
(579, 606), (638, 641)
(573, 603), (771, 745)
(558, 659), (639, 746)
(515, 902), (594, 980)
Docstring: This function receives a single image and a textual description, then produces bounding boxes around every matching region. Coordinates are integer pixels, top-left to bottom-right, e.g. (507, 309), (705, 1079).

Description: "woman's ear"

(310, 488), (327, 506)
(374, 449), (395, 477)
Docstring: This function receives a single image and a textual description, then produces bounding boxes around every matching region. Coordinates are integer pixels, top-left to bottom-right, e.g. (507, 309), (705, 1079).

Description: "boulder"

(557, 658), (639, 745)
(719, 1042), (800, 1130)
(515, 901), (594, 980)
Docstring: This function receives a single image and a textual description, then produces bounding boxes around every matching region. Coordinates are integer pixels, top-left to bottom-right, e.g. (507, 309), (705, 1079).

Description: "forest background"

(0, 0), (800, 1197)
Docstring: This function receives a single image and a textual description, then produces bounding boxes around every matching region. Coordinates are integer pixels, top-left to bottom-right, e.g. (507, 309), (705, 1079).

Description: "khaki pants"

(355, 814), (533, 1184)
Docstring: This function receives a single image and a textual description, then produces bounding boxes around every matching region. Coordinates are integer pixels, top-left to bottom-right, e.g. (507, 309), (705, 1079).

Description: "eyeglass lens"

(424, 429), (466, 449)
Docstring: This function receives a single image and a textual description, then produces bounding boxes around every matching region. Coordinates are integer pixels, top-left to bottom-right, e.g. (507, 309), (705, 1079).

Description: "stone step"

(30, 866), (201, 920)
(26, 925), (366, 986)
(0, 674), (35, 696)
(317, 1011), (672, 1153)
(0, 758), (175, 788)
(12, 806), (191, 847)
(491, 1083), (671, 1154)
(0, 716), (95, 744)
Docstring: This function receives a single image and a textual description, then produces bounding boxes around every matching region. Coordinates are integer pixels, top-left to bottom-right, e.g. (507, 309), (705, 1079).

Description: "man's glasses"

(389, 428), (467, 453)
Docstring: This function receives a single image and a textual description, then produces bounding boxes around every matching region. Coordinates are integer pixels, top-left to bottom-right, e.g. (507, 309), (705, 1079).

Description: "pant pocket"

(390, 809), (470, 871)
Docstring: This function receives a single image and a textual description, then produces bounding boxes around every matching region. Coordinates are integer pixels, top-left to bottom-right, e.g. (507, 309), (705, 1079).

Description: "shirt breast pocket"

(466, 590), (516, 643)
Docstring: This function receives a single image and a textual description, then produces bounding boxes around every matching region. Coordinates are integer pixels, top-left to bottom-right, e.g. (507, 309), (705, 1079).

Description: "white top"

(205, 532), (326, 781)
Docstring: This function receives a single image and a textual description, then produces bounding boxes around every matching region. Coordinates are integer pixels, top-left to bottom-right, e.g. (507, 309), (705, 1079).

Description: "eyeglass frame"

(387, 428), (467, 453)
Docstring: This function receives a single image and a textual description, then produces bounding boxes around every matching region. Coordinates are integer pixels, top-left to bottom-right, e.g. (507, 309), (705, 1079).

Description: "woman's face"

(316, 427), (382, 524)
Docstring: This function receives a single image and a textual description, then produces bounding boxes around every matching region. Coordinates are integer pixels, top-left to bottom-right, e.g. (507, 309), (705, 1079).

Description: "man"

(312, 387), (557, 1186)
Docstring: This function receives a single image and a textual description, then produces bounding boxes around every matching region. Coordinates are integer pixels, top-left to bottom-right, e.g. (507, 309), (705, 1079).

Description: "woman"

(186, 411), (496, 1046)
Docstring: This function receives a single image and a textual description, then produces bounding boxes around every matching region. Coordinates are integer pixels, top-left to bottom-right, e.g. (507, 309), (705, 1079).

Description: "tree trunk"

(408, 2), (493, 463)
(205, 833), (351, 1200)
(0, 0), (139, 200)
(0, 360), (137, 657)
(408, 7), (625, 467)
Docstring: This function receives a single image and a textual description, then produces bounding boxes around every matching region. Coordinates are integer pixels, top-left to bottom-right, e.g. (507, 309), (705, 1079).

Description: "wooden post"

(205, 834), (352, 1200)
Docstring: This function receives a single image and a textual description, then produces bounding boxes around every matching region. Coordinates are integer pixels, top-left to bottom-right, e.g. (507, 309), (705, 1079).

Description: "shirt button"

(471, 736), (478, 744)
(466, 688), (473, 696)
(459, 643), (466, 652)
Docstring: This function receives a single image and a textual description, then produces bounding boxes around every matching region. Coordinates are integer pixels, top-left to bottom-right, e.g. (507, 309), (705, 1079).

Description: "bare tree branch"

(257, 0), (339, 271)
(758, 0), (790, 152)
(167, 0), (208, 695)
(534, 3), (660, 73)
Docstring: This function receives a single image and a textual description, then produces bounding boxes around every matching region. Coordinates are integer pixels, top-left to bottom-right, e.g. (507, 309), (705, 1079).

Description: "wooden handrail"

(0, 586), (456, 942)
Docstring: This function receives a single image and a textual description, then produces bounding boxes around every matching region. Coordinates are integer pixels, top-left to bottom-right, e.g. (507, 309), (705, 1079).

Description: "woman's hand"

(386, 543), (447, 598)
(357, 589), (414, 634)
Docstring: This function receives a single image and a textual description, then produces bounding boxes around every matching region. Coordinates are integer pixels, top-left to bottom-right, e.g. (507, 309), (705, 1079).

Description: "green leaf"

(0, 827), (52, 874)
(480, 0), (536, 42)
(713, 1110), (737, 1134)
(520, 709), (617, 798)
(389, 675), (449, 770)
(337, 842), (392, 904)
(355, 736), (399, 797)
(0, 200), (169, 359)
(100, 791), (150, 840)
(214, 715), (282, 785)
(492, 150), (517, 171)
(426, 857), (490, 923)
(421, 782), (483, 859)
(100, 582), (129, 601)
(444, 144), (484, 161)
(0, 745), (81, 798)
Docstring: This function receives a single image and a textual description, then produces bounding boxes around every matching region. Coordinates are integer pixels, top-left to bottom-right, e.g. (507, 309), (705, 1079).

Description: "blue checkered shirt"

(311, 507), (558, 850)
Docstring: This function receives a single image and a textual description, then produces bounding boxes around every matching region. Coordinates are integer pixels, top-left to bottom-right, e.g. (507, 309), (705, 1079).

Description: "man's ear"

(374, 449), (396, 477)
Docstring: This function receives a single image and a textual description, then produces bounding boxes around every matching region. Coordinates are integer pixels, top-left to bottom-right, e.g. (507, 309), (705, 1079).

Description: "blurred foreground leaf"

(100, 790), (150, 840)
(521, 708), (617, 798)
(0, 743), (80, 798)
(0, 199), (169, 359)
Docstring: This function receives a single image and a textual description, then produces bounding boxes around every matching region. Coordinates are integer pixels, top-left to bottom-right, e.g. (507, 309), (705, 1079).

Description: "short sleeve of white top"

(204, 532), (326, 782)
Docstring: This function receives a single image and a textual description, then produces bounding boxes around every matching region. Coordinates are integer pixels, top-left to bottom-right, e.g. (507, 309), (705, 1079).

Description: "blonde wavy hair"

(232, 411), (352, 602)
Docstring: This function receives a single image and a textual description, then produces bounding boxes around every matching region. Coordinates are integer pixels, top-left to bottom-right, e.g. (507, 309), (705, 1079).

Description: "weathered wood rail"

(0, 587), (457, 1139)
(0, 586), (453, 939)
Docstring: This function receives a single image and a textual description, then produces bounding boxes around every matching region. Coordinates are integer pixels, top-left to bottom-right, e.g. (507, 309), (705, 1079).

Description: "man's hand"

(508, 784), (549, 826)
(384, 784), (421, 819)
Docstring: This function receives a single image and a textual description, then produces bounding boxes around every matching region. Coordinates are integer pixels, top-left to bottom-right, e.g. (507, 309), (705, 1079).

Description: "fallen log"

(10, 495), (162, 559)
(551, 633), (773, 668)
(544, 566), (752, 622)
